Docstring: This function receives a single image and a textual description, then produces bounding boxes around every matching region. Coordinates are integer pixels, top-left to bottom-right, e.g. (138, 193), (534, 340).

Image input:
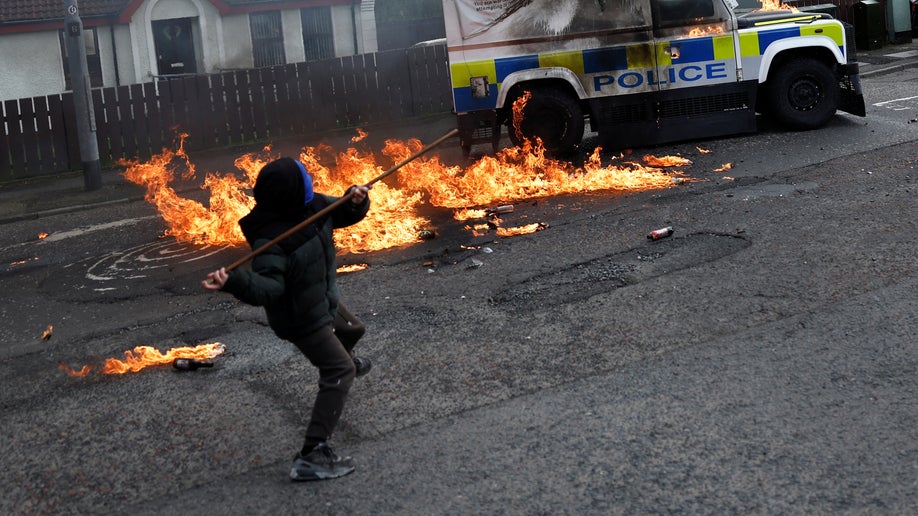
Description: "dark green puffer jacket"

(222, 193), (368, 341)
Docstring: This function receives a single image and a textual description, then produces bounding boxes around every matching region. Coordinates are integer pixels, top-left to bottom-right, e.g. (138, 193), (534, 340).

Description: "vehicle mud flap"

(457, 111), (502, 158)
(838, 66), (866, 117)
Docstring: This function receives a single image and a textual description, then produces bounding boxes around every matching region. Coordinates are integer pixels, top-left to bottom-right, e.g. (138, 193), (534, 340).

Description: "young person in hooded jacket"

(202, 157), (371, 481)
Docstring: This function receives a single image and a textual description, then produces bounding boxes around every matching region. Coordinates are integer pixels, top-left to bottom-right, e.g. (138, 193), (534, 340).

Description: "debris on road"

(647, 227), (674, 241)
(173, 358), (215, 371)
(485, 204), (514, 216)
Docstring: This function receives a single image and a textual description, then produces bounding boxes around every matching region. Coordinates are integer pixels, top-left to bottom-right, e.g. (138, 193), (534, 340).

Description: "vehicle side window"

(655, 0), (717, 27)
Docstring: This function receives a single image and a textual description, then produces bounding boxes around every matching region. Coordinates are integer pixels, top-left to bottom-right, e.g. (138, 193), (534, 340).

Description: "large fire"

(120, 126), (693, 255)
(58, 342), (225, 377)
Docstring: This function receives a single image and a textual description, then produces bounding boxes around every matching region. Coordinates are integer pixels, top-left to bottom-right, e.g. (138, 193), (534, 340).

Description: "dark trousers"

(334, 302), (365, 352)
(291, 303), (365, 446)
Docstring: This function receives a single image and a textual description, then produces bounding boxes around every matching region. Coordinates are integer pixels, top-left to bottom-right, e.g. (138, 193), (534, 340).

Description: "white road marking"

(0, 216), (160, 253)
(42, 216), (160, 242)
(872, 95), (918, 111)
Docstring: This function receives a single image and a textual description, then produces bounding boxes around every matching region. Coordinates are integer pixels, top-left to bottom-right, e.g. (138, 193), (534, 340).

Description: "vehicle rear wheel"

(506, 86), (584, 155)
(765, 57), (839, 130)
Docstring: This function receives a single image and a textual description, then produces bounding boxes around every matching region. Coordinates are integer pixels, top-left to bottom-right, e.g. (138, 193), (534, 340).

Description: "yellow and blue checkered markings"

(660, 34), (734, 66)
(741, 22), (845, 57)
(583, 45), (638, 72)
(450, 45), (649, 112)
(645, 34), (737, 90)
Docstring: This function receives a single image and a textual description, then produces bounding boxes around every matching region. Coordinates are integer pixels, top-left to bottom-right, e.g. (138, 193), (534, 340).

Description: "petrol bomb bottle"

(647, 227), (674, 240)
(173, 358), (214, 370)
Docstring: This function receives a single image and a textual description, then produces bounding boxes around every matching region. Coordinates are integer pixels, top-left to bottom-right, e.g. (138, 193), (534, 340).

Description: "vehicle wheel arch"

(758, 39), (843, 83)
(497, 68), (588, 109)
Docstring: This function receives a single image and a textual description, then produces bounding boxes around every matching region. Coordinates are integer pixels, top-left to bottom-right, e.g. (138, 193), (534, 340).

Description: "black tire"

(506, 86), (585, 155)
(765, 57), (839, 130)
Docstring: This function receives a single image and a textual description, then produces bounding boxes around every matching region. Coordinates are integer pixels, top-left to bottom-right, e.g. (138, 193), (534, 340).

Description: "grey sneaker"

(352, 355), (372, 378)
(290, 443), (355, 481)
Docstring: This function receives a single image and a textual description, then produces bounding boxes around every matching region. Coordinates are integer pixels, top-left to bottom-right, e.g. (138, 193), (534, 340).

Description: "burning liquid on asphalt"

(120, 133), (693, 254)
(58, 342), (226, 377)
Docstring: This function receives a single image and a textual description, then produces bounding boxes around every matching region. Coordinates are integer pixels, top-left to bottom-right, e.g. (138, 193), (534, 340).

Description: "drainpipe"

(110, 16), (120, 86)
(351, 0), (359, 54)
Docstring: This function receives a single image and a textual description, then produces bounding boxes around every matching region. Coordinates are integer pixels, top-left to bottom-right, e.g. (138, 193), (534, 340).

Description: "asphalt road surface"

(1, 66), (916, 514)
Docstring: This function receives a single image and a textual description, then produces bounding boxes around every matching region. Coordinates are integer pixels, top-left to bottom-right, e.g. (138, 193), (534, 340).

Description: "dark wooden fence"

(1, 44), (452, 182)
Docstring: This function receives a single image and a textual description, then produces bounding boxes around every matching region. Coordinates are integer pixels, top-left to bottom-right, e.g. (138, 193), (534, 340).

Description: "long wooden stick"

(224, 128), (459, 272)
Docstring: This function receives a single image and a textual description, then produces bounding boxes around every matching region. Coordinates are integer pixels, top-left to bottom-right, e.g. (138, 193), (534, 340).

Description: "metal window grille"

(301, 7), (334, 61)
(375, 0), (445, 50)
(251, 11), (286, 67)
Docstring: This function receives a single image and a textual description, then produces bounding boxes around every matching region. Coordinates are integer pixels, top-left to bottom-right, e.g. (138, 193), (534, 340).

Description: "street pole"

(64, 0), (102, 191)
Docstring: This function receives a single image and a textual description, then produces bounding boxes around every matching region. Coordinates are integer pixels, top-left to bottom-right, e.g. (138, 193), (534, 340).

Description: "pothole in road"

(725, 181), (817, 200)
(491, 233), (750, 310)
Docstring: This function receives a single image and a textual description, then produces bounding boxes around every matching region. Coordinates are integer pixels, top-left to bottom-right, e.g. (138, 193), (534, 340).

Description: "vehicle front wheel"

(765, 57), (840, 130)
(506, 86), (585, 156)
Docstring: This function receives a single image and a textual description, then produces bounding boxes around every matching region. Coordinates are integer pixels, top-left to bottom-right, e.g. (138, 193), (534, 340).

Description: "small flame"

(337, 263), (369, 274)
(696, 147), (712, 155)
(453, 208), (487, 221)
(643, 155), (692, 168)
(688, 25), (724, 37)
(38, 232), (49, 239)
(10, 257), (38, 267)
(714, 163), (734, 172)
(511, 91), (533, 143)
(496, 223), (548, 237)
(757, 0), (798, 11)
(351, 128), (368, 143)
(58, 342), (225, 377)
(59, 364), (92, 377)
(41, 325), (53, 341)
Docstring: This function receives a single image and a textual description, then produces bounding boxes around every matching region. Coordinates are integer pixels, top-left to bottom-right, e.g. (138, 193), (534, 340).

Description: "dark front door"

(153, 18), (197, 75)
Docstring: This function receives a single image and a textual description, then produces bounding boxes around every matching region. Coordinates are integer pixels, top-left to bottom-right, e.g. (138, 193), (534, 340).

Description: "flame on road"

(9, 257), (38, 267)
(496, 223), (549, 237)
(337, 263), (369, 274)
(351, 128), (368, 142)
(58, 342), (225, 377)
(121, 129), (692, 254)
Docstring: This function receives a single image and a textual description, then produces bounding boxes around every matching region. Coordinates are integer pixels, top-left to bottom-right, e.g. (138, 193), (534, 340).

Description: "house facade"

(0, 0), (387, 102)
